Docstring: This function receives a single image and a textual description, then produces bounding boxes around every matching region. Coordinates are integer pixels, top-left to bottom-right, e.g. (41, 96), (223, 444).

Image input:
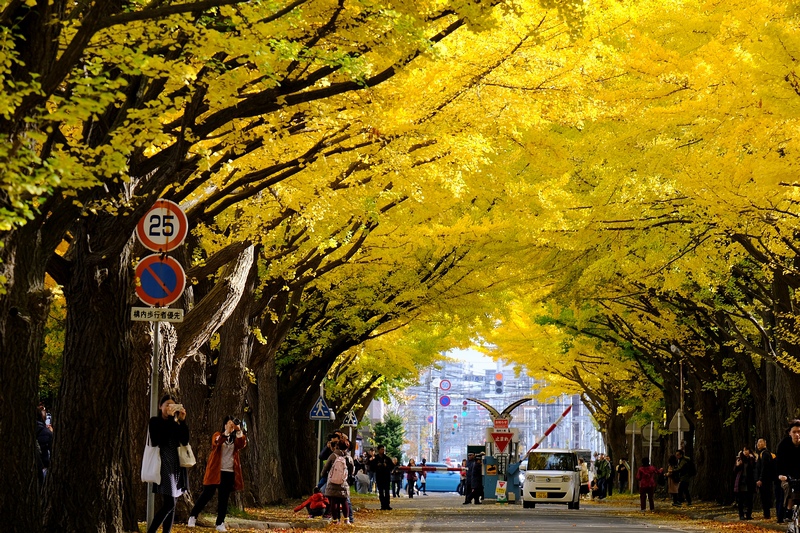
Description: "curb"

(198, 516), (313, 530)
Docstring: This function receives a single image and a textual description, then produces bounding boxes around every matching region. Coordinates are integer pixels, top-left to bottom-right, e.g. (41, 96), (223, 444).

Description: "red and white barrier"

(525, 405), (572, 455)
(397, 466), (465, 472)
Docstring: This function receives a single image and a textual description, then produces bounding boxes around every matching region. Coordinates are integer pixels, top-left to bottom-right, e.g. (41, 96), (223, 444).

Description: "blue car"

(403, 462), (462, 493)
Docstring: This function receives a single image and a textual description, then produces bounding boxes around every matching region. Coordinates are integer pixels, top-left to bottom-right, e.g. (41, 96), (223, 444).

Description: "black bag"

(657, 472), (666, 486)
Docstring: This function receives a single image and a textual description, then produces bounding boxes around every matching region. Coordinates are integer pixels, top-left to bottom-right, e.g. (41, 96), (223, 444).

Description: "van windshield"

(527, 452), (576, 471)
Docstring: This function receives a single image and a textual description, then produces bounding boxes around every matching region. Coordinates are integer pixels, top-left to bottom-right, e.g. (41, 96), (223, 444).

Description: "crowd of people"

(132, 393), (800, 531)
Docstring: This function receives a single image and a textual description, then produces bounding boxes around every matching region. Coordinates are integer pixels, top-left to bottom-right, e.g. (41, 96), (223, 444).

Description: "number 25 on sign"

(136, 199), (188, 253)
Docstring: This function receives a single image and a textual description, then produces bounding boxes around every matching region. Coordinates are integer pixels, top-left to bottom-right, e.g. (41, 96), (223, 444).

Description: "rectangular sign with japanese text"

(131, 307), (184, 323)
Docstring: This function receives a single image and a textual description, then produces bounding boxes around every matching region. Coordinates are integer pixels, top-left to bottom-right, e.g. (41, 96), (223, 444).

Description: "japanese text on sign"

(131, 307), (184, 323)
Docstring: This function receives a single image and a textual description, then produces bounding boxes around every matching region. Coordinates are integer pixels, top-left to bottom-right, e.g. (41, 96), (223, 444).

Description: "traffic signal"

(453, 415), (458, 429)
(462, 400), (468, 416)
(495, 372), (504, 394)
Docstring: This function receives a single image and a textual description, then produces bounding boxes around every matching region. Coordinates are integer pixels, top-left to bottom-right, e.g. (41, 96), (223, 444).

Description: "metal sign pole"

(146, 321), (160, 527)
(648, 421), (654, 466)
(316, 383), (324, 482)
(630, 426), (635, 493)
(678, 361), (684, 450)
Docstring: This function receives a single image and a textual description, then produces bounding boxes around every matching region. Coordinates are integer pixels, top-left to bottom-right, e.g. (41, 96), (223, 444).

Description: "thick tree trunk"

(279, 405), (318, 498)
(254, 355), (285, 503)
(42, 235), (135, 532)
(124, 321), (154, 528)
(0, 227), (52, 533)
(603, 411), (628, 463)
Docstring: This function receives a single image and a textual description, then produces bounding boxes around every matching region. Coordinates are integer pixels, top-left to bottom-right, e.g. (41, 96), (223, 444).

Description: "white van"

(520, 448), (581, 509)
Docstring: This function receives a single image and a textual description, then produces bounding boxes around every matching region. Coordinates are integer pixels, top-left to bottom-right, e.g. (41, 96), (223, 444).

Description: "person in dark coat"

(777, 420), (800, 523)
(462, 453), (475, 504)
(35, 406), (53, 476)
(406, 458), (418, 498)
(147, 394), (190, 533)
(733, 446), (756, 520)
(755, 438), (776, 520)
(391, 457), (403, 497)
(369, 444), (395, 510)
(467, 455), (484, 504)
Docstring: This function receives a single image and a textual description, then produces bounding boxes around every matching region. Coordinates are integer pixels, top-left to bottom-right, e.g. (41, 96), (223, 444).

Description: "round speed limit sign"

(136, 199), (188, 252)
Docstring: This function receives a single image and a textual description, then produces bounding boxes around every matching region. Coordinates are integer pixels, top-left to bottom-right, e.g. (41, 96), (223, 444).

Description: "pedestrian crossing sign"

(310, 396), (331, 420)
(342, 410), (359, 427)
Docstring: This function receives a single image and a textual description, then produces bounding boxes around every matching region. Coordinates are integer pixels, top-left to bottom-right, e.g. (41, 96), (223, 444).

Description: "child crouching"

(293, 487), (328, 518)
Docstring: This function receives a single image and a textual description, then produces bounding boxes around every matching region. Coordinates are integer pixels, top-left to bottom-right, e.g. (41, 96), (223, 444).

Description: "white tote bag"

(178, 443), (196, 468)
(141, 432), (161, 484)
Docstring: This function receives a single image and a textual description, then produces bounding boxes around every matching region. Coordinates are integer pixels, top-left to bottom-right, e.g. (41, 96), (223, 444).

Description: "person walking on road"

(406, 458), (418, 498)
(755, 437), (776, 520)
(187, 416), (247, 531)
(635, 457), (660, 511)
(391, 457), (403, 497)
(733, 446), (756, 520)
(369, 444), (395, 510)
(147, 394), (190, 533)
(675, 449), (695, 506)
(419, 458), (428, 495)
(466, 455), (484, 504)
(462, 453), (475, 504)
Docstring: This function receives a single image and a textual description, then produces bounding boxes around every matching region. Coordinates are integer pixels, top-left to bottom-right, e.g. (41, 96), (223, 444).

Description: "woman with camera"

(187, 415), (247, 532)
(147, 394), (190, 533)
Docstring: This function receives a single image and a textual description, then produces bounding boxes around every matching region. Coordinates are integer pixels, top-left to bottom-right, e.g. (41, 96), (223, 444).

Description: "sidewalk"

(590, 493), (788, 532)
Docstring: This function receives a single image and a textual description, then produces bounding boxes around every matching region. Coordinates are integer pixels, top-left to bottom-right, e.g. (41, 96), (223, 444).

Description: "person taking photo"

(187, 416), (247, 532)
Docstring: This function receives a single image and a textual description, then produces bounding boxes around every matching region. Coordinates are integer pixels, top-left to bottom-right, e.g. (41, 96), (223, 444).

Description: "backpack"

(329, 454), (348, 485)
(683, 458), (696, 476)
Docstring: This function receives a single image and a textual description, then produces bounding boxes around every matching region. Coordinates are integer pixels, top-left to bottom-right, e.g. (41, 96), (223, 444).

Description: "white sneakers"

(188, 516), (225, 531)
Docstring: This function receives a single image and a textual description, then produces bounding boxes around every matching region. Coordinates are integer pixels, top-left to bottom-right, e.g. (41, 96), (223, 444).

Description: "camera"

(233, 417), (241, 426)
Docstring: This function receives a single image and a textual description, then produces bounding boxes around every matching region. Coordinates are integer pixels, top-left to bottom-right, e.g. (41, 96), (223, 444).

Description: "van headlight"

(562, 476), (571, 482)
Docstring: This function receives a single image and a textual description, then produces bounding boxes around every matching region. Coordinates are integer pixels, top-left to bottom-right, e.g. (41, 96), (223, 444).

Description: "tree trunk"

(42, 234), (135, 532)
(279, 405), (318, 498)
(124, 321), (155, 528)
(0, 226), (53, 533)
(603, 410), (628, 463)
(253, 354), (285, 503)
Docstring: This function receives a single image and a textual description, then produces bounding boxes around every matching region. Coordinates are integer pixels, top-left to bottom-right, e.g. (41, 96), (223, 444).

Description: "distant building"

(392, 358), (604, 462)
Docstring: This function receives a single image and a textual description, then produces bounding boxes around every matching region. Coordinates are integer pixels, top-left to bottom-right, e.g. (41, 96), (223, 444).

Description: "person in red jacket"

(636, 457), (662, 511)
(293, 487), (329, 517)
(187, 416), (247, 532)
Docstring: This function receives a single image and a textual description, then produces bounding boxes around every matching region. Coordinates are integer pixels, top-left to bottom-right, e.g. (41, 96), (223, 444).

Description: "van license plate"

(536, 492), (548, 499)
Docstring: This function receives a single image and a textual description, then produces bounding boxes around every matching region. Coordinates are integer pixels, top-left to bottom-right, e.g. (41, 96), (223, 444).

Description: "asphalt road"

(357, 492), (693, 532)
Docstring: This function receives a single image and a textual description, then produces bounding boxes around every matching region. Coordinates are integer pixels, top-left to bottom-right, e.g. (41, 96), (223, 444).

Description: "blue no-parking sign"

(135, 255), (186, 307)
